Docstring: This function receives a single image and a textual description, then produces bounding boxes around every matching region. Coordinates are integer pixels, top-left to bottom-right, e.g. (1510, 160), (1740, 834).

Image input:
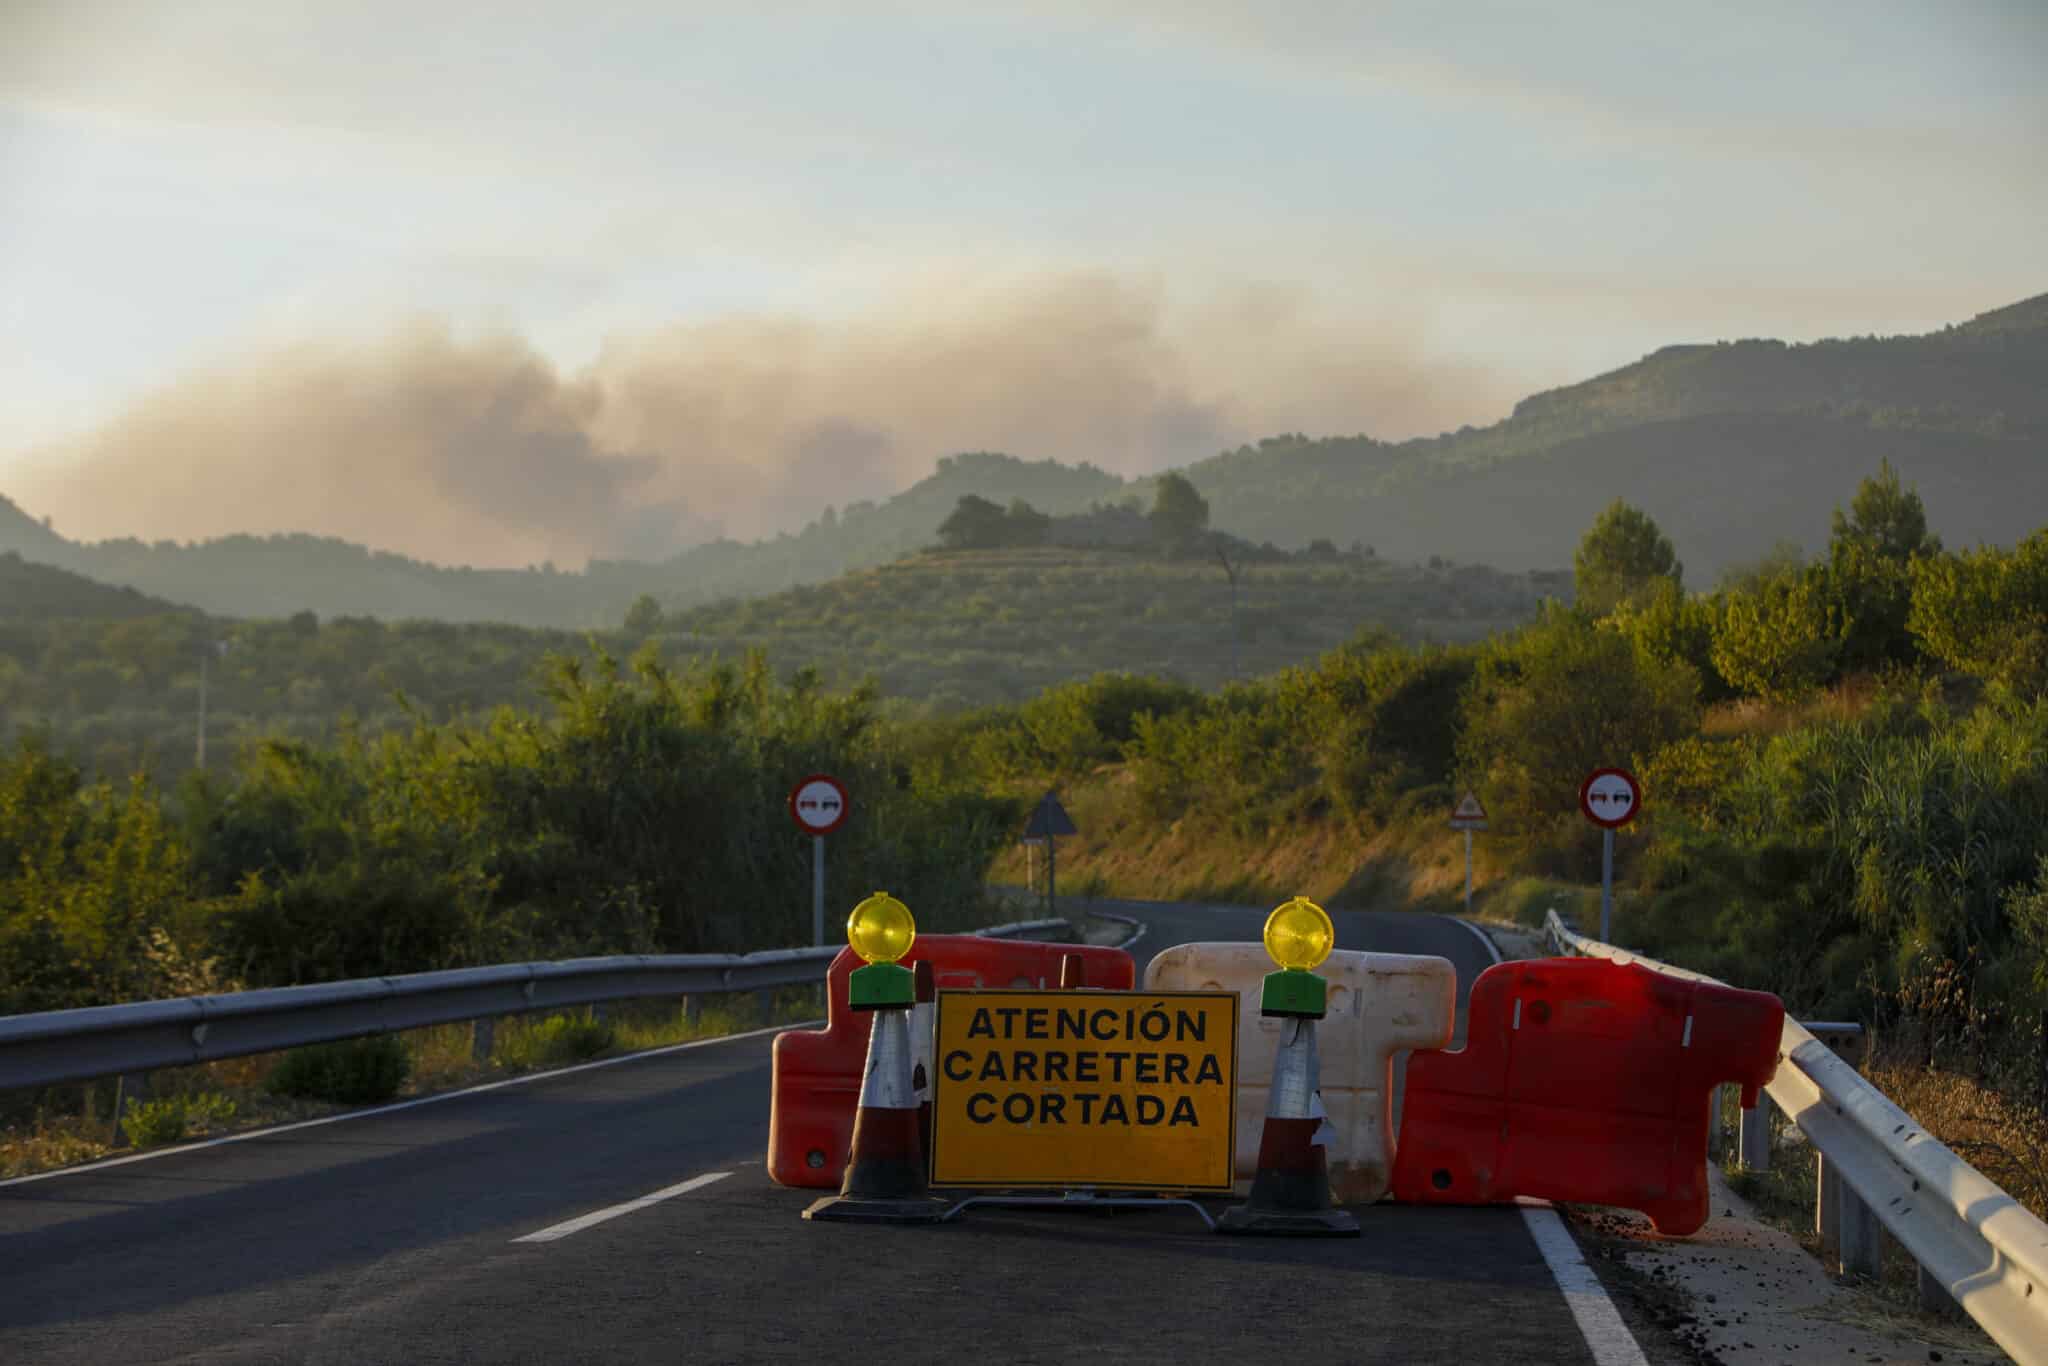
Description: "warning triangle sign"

(1449, 793), (1488, 829)
(1022, 791), (1078, 840)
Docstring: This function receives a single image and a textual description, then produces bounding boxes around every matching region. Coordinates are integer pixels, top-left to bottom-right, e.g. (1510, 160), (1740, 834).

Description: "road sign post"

(789, 775), (850, 946)
(1448, 793), (1488, 915)
(1578, 768), (1642, 942)
(1022, 792), (1077, 919)
(1601, 828), (1613, 940)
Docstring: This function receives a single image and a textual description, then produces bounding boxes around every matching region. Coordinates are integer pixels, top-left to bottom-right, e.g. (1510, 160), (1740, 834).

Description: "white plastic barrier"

(1143, 944), (1456, 1202)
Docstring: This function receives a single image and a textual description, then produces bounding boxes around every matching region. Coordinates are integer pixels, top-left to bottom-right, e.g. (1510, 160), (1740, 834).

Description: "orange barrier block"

(1390, 957), (1783, 1234)
(768, 934), (1134, 1188)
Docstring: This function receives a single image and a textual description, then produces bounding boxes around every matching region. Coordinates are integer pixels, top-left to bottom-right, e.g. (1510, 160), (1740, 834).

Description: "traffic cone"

(803, 1003), (949, 1224)
(1218, 1015), (1360, 1236)
(910, 960), (936, 1158)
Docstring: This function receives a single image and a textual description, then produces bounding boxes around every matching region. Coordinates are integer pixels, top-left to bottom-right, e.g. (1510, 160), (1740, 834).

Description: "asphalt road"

(0, 898), (1643, 1365)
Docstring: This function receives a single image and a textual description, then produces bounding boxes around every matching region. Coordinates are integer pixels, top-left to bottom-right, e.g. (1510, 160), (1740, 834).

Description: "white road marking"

(1519, 1203), (1651, 1366)
(0, 1022), (814, 1190)
(512, 1171), (731, 1243)
(1452, 917), (1506, 966)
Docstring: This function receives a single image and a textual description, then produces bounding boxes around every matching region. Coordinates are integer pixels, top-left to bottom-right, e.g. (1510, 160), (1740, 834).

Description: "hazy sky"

(3, 1), (2042, 566)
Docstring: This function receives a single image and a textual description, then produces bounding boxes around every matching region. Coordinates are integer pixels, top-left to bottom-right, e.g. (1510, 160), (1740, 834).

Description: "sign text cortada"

(928, 989), (1237, 1192)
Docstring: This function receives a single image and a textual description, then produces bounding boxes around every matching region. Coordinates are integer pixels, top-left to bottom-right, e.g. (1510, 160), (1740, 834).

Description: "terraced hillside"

(666, 547), (1560, 705)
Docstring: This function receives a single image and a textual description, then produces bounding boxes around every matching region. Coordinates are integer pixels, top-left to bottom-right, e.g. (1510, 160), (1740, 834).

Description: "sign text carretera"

(929, 989), (1237, 1191)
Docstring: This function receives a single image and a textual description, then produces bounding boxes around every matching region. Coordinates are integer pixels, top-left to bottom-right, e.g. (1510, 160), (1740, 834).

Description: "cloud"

(10, 271), (1520, 567)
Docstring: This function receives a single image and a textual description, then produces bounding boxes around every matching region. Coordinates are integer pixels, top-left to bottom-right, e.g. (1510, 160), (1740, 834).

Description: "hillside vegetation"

(662, 547), (1557, 707)
(0, 653), (1012, 1015)
(0, 542), (1557, 782)
(4, 294), (2042, 623)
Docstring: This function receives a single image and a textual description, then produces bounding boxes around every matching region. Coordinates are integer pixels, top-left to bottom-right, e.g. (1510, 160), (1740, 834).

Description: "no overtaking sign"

(1579, 768), (1641, 829)
(788, 774), (849, 836)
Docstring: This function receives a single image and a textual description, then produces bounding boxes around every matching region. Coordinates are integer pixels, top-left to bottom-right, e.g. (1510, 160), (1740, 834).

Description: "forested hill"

(0, 543), (1559, 782)
(3, 294), (2042, 623)
(0, 551), (190, 623)
(0, 455), (1122, 629)
(640, 453), (1124, 609)
(1178, 292), (2048, 571)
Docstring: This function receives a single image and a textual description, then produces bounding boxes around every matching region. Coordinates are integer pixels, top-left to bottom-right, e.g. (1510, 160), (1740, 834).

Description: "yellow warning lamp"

(846, 892), (916, 1010)
(1260, 895), (1333, 1018)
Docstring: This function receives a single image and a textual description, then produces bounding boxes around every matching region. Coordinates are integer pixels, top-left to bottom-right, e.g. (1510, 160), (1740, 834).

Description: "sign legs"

(813, 835), (825, 947)
(1463, 829), (1473, 915)
(1600, 827), (1614, 942)
(1046, 832), (1056, 921)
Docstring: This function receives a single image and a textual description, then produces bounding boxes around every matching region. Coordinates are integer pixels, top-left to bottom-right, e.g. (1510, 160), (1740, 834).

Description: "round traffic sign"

(1579, 767), (1642, 829)
(789, 774), (849, 836)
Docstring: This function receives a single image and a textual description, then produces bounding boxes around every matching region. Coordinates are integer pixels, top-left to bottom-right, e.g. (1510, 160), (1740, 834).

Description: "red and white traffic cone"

(802, 1002), (949, 1224)
(1218, 1015), (1359, 1236)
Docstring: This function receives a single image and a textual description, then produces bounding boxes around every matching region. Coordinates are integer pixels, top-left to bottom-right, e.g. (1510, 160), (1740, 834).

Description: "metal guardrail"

(0, 918), (1076, 1095)
(1545, 909), (2048, 1365)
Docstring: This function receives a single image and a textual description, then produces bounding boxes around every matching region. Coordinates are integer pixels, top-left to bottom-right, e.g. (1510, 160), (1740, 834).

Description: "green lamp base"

(1261, 967), (1327, 1019)
(849, 961), (914, 1010)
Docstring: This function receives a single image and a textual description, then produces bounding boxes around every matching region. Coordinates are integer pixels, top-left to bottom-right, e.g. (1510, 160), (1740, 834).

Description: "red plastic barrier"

(1390, 957), (1782, 1234)
(767, 934), (1135, 1188)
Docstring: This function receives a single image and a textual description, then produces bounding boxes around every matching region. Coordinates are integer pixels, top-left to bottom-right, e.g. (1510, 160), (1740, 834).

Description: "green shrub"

(119, 1097), (189, 1148)
(266, 1034), (411, 1104)
(1288, 642), (1476, 817)
(118, 1091), (238, 1148)
(501, 1012), (617, 1068)
(1458, 604), (1698, 863)
(1910, 531), (2048, 697)
(1712, 566), (1844, 702)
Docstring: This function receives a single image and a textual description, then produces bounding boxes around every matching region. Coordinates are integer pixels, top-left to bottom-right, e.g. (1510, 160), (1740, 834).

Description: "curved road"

(0, 898), (1655, 1365)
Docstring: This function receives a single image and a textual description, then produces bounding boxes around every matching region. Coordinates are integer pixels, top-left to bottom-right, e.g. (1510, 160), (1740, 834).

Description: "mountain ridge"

(4, 291), (2041, 623)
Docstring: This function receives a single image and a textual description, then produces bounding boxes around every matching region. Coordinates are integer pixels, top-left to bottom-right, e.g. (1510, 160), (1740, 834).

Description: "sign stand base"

(939, 1190), (1218, 1231)
(1215, 1205), (1358, 1236)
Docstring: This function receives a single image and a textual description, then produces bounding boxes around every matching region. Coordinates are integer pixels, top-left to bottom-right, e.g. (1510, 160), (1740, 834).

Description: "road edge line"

(1452, 917), (1506, 967)
(1519, 1203), (1652, 1366)
(0, 1021), (814, 1190)
(513, 1170), (733, 1243)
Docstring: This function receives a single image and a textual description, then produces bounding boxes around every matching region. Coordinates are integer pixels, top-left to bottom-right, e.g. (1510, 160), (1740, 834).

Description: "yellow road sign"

(928, 989), (1238, 1192)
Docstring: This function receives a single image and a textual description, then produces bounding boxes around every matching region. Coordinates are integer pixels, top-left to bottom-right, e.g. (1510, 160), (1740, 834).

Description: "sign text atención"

(928, 989), (1237, 1192)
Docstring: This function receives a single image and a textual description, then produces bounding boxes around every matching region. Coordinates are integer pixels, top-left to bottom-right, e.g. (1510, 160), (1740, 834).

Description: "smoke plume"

(12, 272), (1515, 567)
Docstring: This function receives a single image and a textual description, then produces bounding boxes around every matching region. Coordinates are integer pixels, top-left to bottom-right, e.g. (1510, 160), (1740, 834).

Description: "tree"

(623, 594), (663, 636)
(1458, 605), (1698, 851)
(937, 495), (1007, 550)
(1574, 500), (1682, 616)
(1711, 567), (1844, 702)
(1909, 531), (2048, 696)
(1004, 498), (1051, 548)
(936, 495), (1049, 550)
(1826, 462), (1940, 673)
(1830, 459), (1940, 562)
(1606, 577), (1729, 701)
(1149, 472), (1210, 545)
